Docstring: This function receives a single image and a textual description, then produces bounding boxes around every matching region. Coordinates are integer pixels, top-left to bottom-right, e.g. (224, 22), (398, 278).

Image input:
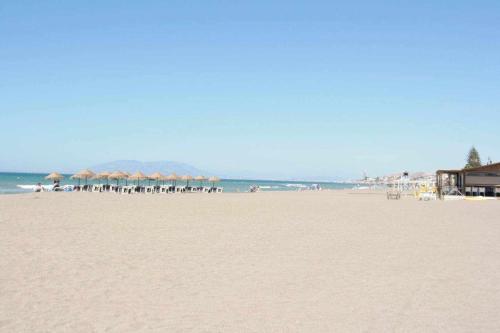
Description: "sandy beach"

(1, 191), (500, 332)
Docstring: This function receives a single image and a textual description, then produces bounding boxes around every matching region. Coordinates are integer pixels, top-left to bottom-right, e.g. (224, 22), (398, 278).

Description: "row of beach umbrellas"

(45, 170), (221, 187)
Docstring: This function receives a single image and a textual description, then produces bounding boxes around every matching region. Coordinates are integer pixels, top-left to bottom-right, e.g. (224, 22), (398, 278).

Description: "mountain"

(89, 160), (208, 176)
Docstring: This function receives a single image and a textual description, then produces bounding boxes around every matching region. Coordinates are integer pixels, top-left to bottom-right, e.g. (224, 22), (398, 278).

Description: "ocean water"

(0, 172), (353, 194)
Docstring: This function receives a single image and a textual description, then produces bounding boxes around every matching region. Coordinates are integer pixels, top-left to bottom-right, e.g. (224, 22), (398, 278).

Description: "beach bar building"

(436, 162), (500, 199)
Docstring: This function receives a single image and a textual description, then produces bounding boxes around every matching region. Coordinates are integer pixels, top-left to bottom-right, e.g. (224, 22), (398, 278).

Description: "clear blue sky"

(1, 0), (499, 180)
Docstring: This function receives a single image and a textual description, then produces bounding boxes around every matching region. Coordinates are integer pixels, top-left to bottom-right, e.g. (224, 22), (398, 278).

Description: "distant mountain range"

(90, 160), (209, 176)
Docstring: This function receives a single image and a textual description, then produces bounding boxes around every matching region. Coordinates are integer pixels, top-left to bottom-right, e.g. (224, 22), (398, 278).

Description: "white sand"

(1, 191), (500, 332)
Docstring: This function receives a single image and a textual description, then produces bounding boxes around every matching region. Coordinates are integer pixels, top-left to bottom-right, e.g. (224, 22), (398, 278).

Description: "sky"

(1, 0), (499, 180)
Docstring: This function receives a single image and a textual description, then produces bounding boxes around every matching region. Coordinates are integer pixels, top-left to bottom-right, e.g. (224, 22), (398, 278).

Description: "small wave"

(285, 183), (308, 188)
(259, 186), (281, 189)
(17, 184), (53, 190)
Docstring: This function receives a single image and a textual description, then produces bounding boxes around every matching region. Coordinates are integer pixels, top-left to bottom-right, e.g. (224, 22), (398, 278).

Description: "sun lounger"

(386, 189), (401, 200)
(479, 187), (486, 196)
(465, 187), (472, 196)
(62, 185), (74, 192)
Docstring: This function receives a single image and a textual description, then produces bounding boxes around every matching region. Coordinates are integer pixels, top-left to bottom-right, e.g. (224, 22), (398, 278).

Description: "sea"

(0, 172), (354, 194)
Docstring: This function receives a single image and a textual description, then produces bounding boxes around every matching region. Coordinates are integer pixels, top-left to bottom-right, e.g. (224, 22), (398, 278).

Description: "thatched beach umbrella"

(124, 172), (131, 185)
(165, 173), (178, 186)
(93, 171), (111, 185)
(208, 176), (220, 188)
(194, 175), (207, 187)
(71, 169), (95, 185)
(45, 172), (64, 181)
(128, 171), (147, 186)
(148, 172), (164, 185)
(109, 171), (127, 185)
(180, 175), (193, 187)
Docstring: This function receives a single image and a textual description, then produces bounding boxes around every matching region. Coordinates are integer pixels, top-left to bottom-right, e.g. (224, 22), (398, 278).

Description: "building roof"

(436, 169), (462, 174)
(463, 162), (500, 173)
(436, 162), (500, 174)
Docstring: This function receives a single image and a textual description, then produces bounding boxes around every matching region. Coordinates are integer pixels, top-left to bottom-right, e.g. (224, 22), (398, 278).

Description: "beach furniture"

(479, 187), (486, 196)
(386, 188), (401, 200)
(62, 185), (74, 192)
(465, 187), (472, 196)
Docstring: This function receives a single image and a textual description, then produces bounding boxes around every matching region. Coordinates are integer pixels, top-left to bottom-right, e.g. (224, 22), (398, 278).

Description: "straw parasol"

(148, 172), (164, 185)
(165, 173), (178, 186)
(128, 171), (147, 186)
(45, 172), (64, 181)
(194, 175), (207, 187)
(208, 176), (220, 188)
(180, 175), (193, 187)
(93, 171), (111, 185)
(123, 172), (131, 185)
(71, 169), (95, 185)
(109, 171), (127, 185)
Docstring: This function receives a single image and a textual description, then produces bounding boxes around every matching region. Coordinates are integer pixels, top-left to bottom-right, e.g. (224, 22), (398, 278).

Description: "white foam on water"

(17, 184), (53, 190)
(285, 183), (308, 188)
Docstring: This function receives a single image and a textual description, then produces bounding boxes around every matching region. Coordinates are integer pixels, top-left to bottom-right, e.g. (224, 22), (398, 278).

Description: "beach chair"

(176, 186), (186, 193)
(386, 188), (401, 200)
(216, 187), (223, 193)
(465, 187), (472, 196)
(471, 187), (478, 196)
(62, 185), (74, 192)
(479, 187), (486, 197)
